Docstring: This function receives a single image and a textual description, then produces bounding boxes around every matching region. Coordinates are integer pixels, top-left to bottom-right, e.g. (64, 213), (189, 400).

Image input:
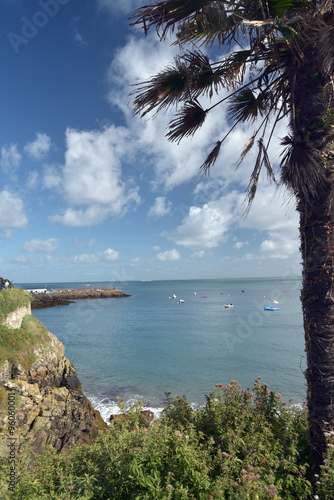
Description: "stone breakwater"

(31, 287), (131, 309)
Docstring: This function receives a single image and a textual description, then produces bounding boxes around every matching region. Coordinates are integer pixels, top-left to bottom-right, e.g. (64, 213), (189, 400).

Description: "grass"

(0, 315), (50, 370)
(0, 289), (31, 324)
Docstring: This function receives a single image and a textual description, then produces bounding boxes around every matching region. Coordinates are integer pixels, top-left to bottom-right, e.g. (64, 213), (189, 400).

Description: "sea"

(17, 277), (307, 423)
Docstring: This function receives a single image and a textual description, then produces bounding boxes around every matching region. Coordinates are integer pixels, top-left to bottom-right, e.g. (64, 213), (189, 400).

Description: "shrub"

(5, 380), (334, 499)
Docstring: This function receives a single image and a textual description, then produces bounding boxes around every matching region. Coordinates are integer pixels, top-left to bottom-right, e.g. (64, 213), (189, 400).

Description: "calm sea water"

(24, 278), (306, 422)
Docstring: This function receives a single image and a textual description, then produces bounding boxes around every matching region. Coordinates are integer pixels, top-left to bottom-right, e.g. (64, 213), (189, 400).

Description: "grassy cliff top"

(0, 314), (50, 370)
(0, 288), (31, 323)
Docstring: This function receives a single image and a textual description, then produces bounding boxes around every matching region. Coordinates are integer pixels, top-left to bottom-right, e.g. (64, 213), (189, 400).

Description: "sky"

(0, 0), (301, 284)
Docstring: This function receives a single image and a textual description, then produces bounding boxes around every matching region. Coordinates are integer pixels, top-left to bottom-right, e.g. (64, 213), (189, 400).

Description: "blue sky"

(0, 0), (300, 284)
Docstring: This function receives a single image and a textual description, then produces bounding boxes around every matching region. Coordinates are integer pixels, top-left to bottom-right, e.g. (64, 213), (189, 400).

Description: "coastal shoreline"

(30, 287), (131, 309)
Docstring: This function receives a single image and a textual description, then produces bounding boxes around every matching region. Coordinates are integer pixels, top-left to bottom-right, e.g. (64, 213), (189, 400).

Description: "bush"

(4, 379), (334, 499)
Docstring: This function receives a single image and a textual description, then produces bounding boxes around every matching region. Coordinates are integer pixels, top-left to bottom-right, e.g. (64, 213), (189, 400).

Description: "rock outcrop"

(2, 304), (31, 329)
(0, 311), (107, 458)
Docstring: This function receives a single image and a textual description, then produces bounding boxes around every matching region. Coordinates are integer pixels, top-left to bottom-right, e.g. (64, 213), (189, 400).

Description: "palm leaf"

(199, 140), (222, 175)
(227, 89), (266, 123)
(130, 0), (212, 38)
(280, 135), (327, 200)
(166, 101), (207, 143)
(131, 58), (188, 117)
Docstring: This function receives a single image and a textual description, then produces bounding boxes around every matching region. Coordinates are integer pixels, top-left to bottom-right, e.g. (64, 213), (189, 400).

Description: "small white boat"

(272, 300), (279, 304)
(172, 294), (177, 299)
(224, 303), (234, 308)
(193, 292), (196, 296)
(178, 299), (184, 304)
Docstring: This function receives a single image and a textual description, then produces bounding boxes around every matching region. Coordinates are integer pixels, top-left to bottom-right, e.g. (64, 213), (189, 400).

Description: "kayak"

(264, 306), (280, 311)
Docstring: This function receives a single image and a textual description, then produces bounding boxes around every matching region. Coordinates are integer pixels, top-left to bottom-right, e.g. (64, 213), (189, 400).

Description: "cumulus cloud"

(234, 241), (249, 250)
(49, 206), (112, 227)
(148, 197), (172, 217)
(49, 126), (141, 226)
(163, 191), (242, 249)
(24, 133), (51, 160)
(259, 233), (299, 259)
(0, 190), (28, 229)
(1, 144), (21, 171)
(156, 249), (180, 262)
(22, 238), (59, 253)
(73, 248), (119, 263)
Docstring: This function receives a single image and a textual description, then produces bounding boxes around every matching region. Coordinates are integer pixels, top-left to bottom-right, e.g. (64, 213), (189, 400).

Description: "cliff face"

(0, 303), (107, 458)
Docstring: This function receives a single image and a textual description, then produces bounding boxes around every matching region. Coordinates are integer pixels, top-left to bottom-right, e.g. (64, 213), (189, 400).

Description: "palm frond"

(227, 89), (267, 123)
(166, 101), (207, 143)
(260, 137), (276, 181)
(243, 137), (277, 215)
(183, 51), (222, 99)
(131, 58), (188, 117)
(317, 25), (334, 76)
(236, 134), (256, 169)
(199, 140), (222, 175)
(244, 143), (263, 216)
(175, 2), (235, 47)
(280, 135), (327, 201)
(130, 0), (212, 39)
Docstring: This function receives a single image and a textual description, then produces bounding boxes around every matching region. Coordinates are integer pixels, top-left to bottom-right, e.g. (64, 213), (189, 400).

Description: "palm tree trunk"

(299, 173), (334, 470)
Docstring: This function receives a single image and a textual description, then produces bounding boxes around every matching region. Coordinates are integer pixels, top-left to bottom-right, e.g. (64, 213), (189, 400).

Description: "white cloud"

(50, 127), (141, 226)
(152, 246), (160, 251)
(163, 191), (242, 249)
(24, 133), (51, 160)
(27, 170), (39, 189)
(73, 27), (87, 47)
(73, 238), (96, 249)
(22, 238), (59, 253)
(1, 144), (21, 171)
(191, 250), (205, 258)
(260, 233), (299, 259)
(148, 196), (172, 217)
(73, 248), (119, 263)
(234, 241), (249, 250)
(49, 206), (111, 227)
(156, 249), (180, 262)
(43, 165), (62, 189)
(0, 190), (28, 229)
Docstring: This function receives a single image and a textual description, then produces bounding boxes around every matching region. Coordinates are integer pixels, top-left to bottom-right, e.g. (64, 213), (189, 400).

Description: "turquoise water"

(28, 278), (306, 421)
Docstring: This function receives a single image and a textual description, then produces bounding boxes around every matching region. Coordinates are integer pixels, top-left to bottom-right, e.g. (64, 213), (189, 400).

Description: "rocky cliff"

(0, 298), (107, 458)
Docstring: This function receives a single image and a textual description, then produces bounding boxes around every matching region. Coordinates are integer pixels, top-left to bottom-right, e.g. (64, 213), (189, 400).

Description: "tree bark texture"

(299, 172), (334, 470)
(293, 50), (334, 469)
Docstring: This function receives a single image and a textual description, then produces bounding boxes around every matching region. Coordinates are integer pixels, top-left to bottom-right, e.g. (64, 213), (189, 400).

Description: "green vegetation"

(0, 289), (31, 324)
(0, 315), (49, 370)
(3, 379), (334, 499)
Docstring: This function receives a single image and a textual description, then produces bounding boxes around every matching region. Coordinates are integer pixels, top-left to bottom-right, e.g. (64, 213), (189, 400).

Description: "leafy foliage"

(1, 380), (327, 499)
(0, 315), (49, 369)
